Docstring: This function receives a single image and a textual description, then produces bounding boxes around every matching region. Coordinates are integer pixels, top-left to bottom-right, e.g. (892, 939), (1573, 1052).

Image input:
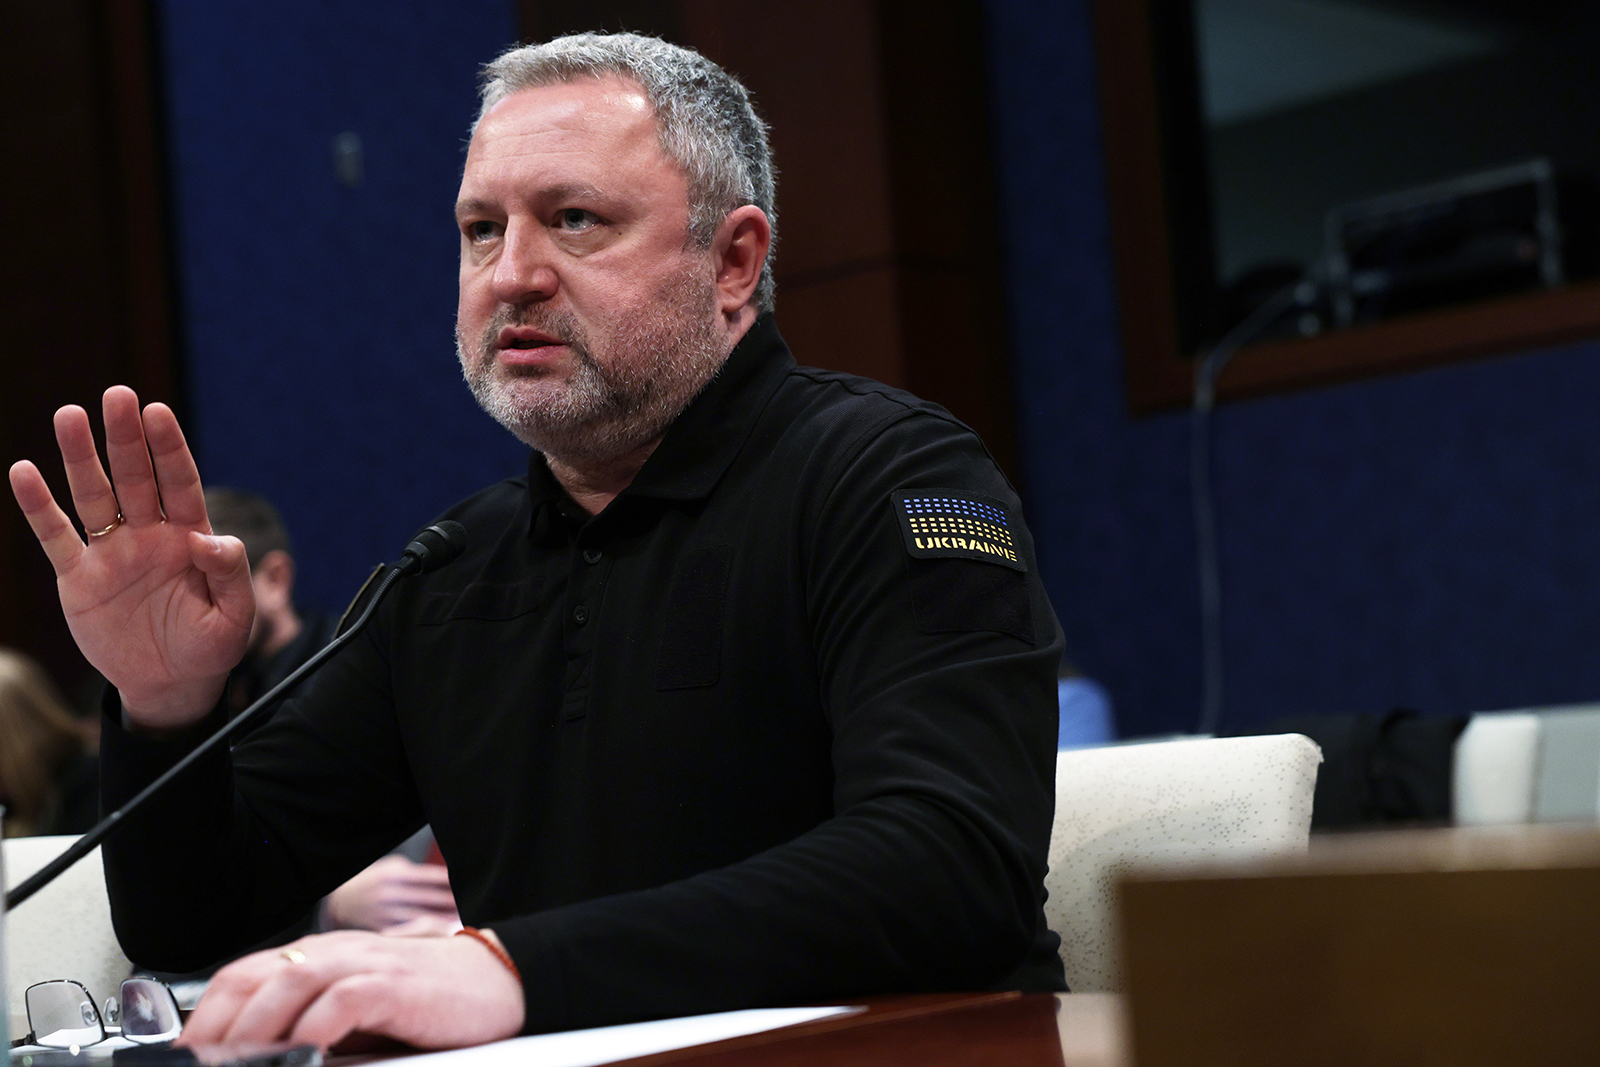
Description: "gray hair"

(476, 33), (778, 312)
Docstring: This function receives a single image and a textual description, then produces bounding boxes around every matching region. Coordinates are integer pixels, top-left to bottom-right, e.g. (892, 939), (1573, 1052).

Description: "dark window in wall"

(0, 1), (179, 696)
(519, 1), (1019, 481)
(1098, 0), (1600, 413)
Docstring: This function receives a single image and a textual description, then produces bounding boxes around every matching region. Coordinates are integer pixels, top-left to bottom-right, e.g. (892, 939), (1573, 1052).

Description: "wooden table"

(593, 992), (1125, 1067)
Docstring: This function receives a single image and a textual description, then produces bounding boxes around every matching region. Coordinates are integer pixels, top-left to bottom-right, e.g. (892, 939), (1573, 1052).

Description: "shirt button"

(572, 605), (589, 625)
(582, 548), (603, 564)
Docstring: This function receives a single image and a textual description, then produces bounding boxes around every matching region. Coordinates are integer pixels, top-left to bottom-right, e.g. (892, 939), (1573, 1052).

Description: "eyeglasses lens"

(23, 981), (103, 1048)
(117, 978), (182, 1044)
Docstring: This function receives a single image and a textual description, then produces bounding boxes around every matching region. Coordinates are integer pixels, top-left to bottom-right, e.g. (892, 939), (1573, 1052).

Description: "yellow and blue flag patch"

(892, 489), (1026, 572)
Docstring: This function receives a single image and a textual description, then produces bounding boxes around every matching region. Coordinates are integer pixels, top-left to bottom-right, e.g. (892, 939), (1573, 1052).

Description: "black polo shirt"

(104, 315), (1067, 1032)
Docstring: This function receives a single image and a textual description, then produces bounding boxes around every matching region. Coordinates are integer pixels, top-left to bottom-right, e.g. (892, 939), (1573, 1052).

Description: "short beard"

(458, 270), (727, 466)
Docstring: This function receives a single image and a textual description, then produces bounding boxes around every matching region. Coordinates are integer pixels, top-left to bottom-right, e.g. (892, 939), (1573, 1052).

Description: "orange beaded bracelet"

(456, 926), (522, 983)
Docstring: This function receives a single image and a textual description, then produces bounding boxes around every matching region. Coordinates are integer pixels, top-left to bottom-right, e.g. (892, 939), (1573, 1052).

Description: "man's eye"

(555, 208), (600, 231)
(464, 220), (501, 242)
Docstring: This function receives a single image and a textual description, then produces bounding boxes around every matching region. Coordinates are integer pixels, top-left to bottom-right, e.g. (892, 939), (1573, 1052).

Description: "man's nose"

(492, 223), (558, 303)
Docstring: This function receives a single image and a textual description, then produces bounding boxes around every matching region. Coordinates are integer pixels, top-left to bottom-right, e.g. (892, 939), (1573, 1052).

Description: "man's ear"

(711, 206), (771, 315)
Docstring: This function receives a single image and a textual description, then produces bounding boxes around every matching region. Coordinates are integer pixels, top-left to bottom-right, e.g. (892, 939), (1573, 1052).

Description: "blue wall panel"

(160, 0), (1600, 737)
(985, 0), (1600, 737)
(159, 1), (525, 614)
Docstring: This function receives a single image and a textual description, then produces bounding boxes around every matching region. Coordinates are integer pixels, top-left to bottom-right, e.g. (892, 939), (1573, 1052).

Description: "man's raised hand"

(8, 386), (254, 729)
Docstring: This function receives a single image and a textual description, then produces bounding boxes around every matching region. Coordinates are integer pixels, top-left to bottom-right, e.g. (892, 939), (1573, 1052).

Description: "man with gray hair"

(11, 32), (1065, 1050)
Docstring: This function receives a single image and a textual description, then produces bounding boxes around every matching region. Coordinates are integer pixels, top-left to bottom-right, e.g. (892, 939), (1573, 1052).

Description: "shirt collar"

(523, 314), (793, 536)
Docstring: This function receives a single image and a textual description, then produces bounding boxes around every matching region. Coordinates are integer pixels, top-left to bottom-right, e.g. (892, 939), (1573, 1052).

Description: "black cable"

(4, 567), (404, 912)
(1191, 282), (1312, 737)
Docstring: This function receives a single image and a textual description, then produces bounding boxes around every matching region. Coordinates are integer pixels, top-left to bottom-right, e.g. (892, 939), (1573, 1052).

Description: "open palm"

(9, 386), (254, 727)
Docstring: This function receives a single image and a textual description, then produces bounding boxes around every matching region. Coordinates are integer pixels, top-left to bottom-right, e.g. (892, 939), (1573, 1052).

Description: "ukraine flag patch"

(892, 489), (1026, 572)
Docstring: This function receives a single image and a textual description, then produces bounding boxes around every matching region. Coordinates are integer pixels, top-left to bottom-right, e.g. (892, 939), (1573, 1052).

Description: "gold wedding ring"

(280, 948), (307, 965)
(86, 514), (124, 538)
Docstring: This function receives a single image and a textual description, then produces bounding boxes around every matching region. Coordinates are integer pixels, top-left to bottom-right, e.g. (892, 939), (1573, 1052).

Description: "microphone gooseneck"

(4, 521), (469, 911)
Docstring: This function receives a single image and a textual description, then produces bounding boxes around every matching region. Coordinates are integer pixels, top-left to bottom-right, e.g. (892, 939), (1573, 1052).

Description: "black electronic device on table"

(11, 1042), (320, 1067)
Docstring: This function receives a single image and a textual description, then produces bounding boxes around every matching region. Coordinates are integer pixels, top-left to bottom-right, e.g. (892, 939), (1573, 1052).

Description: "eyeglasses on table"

(10, 978), (183, 1049)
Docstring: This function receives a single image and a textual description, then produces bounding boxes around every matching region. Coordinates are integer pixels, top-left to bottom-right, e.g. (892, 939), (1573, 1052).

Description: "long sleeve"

(100, 320), (1066, 1031)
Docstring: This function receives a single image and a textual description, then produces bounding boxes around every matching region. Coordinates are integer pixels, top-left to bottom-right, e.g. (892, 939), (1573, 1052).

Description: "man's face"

(454, 76), (728, 463)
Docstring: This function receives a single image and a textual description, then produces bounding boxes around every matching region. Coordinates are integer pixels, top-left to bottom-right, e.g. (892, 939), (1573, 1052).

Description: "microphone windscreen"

(398, 520), (468, 575)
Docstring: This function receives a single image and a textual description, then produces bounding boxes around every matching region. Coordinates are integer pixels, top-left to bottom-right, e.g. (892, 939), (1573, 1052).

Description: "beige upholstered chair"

(4, 835), (130, 1034)
(1454, 705), (1600, 826)
(1046, 733), (1322, 991)
(1453, 712), (1543, 825)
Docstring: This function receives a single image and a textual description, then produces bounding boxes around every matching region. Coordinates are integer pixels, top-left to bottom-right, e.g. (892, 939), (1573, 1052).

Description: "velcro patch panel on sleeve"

(892, 488), (1026, 572)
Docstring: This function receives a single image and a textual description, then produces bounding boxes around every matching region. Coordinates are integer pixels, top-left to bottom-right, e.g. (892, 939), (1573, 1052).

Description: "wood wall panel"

(0, 1), (178, 701)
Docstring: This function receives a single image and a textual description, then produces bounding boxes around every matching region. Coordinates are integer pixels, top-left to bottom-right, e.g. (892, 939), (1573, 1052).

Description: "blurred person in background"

(204, 487), (339, 716)
(0, 646), (98, 836)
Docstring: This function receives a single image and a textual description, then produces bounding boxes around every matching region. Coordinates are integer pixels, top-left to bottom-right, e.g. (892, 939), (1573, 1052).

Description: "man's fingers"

(392, 863), (455, 890)
(179, 961), (267, 1045)
(53, 403), (121, 533)
(144, 401), (209, 528)
(186, 944), (331, 1047)
(399, 881), (459, 913)
(102, 386), (166, 527)
(188, 530), (256, 624)
(217, 960), (339, 1047)
(193, 947), (381, 1051)
(189, 531), (249, 579)
(42, 390), (208, 536)
(379, 915), (463, 938)
(408, 886), (460, 912)
(379, 889), (459, 925)
(375, 863), (458, 923)
(285, 974), (392, 1051)
(10, 460), (85, 575)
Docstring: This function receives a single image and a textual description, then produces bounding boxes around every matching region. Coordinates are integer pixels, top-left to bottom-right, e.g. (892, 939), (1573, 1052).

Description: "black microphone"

(397, 520), (468, 576)
(4, 520), (468, 910)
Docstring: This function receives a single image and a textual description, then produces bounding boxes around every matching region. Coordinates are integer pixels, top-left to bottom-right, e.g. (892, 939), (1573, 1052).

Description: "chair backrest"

(1454, 704), (1600, 826)
(4, 835), (129, 1033)
(1531, 706), (1600, 822)
(1046, 733), (1321, 992)
(1453, 712), (1543, 825)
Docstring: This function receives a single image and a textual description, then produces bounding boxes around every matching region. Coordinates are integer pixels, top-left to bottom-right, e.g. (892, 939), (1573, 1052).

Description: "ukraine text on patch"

(892, 489), (1026, 572)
